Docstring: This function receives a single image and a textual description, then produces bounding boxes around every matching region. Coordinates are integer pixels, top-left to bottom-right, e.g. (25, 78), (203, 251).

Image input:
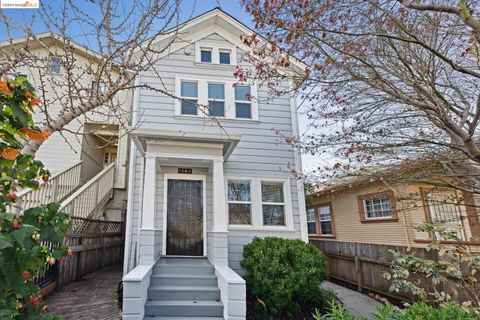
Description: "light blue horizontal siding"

(129, 32), (304, 271)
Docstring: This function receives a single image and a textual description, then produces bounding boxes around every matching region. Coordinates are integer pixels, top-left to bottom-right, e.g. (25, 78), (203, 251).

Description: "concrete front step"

(152, 265), (215, 276)
(144, 300), (223, 317)
(150, 274), (218, 287)
(148, 285), (220, 300)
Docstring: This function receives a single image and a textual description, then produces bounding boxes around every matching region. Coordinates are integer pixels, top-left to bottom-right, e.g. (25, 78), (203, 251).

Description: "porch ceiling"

(130, 128), (241, 161)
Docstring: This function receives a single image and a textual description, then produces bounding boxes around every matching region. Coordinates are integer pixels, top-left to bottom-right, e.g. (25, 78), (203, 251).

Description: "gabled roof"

(142, 7), (308, 74)
(0, 31), (105, 62)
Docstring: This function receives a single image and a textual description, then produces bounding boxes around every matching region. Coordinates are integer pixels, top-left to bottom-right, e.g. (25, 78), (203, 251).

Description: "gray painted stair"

(144, 257), (224, 320)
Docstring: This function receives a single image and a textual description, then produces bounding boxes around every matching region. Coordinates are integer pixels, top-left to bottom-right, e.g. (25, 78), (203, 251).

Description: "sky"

(0, 0), (320, 174)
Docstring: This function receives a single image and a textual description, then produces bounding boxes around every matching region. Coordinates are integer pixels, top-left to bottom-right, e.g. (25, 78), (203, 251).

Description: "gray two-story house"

(122, 8), (308, 320)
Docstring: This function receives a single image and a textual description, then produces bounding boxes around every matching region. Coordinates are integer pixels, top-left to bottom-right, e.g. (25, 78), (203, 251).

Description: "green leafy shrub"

(241, 236), (326, 318)
(314, 301), (478, 320)
(0, 75), (71, 319)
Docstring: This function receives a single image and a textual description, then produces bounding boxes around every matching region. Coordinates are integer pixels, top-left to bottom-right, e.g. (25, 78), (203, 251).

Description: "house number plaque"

(178, 168), (192, 174)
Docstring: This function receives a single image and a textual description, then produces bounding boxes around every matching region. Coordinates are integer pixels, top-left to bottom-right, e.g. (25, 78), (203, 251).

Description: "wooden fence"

(36, 216), (125, 291)
(58, 216), (124, 287)
(311, 240), (476, 304)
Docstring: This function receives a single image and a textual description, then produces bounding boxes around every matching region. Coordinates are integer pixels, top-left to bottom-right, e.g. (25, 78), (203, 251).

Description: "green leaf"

(0, 234), (13, 249)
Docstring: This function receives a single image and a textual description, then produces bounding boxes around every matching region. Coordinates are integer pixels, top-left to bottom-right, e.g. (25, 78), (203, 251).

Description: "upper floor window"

(219, 50), (231, 64)
(91, 80), (107, 93)
(358, 191), (398, 222)
(208, 83), (225, 117)
(180, 81), (198, 115)
(234, 85), (252, 119)
(262, 182), (285, 226)
(228, 180), (252, 225)
(195, 43), (236, 65)
(175, 77), (258, 121)
(48, 57), (61, 74)
(200, 49), (212, 63)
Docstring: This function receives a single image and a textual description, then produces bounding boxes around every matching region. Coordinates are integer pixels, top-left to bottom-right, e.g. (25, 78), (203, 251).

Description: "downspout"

(123, 76), (140, 275)
(289, 81), (308, 242)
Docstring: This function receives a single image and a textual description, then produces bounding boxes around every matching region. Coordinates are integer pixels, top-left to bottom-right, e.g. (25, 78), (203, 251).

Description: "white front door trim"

(162, 173), (207, 257)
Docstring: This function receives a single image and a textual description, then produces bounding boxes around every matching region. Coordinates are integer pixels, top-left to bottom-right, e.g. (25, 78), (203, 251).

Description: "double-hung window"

(307, 208), (317, 234)
(262, 182), (285, 226)
(228, 180), (252, 224)
(180, 81), (198, 115)
(200, 48), (212, 63)
(234, 85), (252, 119)
(318, 204), (333, 235)
(208, 83), (225, 117)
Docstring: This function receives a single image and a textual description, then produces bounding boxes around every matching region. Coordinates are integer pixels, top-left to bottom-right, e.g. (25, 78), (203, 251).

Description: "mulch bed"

(246, 295), (321, 320)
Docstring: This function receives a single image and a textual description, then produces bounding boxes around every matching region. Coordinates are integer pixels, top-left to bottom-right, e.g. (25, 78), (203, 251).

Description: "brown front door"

(166, 179), (203, 256)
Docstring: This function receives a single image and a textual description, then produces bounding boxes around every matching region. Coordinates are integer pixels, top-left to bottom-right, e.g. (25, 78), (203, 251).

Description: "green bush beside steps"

(241, 237), (327, 319)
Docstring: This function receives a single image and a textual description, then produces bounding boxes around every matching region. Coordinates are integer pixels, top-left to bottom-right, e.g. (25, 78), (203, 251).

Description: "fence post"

(355, 242), (363, 293)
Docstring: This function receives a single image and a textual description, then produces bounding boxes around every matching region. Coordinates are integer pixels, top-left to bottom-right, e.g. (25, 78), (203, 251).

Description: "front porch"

(122, 130), (246, 320)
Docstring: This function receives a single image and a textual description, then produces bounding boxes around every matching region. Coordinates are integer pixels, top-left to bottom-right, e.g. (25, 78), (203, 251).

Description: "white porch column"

(141, 154), (156, 229)
(212, 158), (227, 232)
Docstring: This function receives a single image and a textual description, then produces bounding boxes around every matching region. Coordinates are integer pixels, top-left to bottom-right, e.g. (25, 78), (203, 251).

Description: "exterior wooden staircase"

(144, 258), (224, 320)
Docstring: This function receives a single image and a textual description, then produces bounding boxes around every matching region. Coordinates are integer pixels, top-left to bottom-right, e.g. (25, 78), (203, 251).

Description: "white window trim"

(199, 47), (213, 63)
(227, 179), (253, 226)
(219, 49), (232, 65)
(234, 85), (254, 119)
(177, 78), (200, 116)
(362, 198), (393, 220)
(175, 75), (258, 121)
(225, 176), (294, 231)
(261, 181), (287, 227)
(208, 82), (226, 117)
(195, 42), (237, 65)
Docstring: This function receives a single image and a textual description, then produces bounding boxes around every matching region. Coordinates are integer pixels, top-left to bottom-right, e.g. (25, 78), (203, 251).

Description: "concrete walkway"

(321, 281), (381, 319)
(45, 264), (122, 320)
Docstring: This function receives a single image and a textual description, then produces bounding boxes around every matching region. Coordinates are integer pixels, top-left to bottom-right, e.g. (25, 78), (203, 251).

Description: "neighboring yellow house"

(307, 170), (480, 248)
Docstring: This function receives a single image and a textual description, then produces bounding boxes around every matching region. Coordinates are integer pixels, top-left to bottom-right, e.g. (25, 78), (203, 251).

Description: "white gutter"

(123, 76), (140, 275)
(290, 82), (308, 242)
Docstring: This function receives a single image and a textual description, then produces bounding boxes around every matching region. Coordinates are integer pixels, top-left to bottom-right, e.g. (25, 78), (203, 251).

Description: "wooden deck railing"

(12, 161), (82, 215)
(60, 163), (115, 219)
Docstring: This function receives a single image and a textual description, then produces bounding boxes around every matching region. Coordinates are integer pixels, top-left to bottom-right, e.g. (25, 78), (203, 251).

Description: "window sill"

(173, 115), (260, 124)
(309, 234), (336, 239)
(360, 218), (399, 223)
(194, 62), (236, 69)
(228, 225), (295, 232)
